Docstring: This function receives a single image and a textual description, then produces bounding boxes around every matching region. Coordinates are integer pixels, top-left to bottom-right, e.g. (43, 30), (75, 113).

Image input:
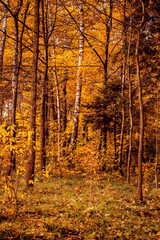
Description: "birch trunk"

(0, 0), (8, 121)
(49, 3), (61, 163)
(71, 0), (84, 149)
(62, 14), (68, 155)
(53, 48), (61, 162)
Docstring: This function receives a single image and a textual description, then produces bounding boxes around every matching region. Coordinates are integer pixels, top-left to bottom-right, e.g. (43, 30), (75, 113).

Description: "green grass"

(0, 175), (160, 239)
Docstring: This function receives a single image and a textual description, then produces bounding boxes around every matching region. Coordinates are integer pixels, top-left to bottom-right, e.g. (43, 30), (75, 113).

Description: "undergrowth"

(0, 174), (160, 239)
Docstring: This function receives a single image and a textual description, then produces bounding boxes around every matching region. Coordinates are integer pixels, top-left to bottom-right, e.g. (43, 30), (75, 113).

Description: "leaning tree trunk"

(26, 0), (40, 189)
(0, 0), (8, 122)
(71, 0), (84, 149)
(136, 0), (145, 202)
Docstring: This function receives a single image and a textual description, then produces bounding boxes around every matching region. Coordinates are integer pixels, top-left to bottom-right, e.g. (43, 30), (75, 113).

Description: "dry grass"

(0, 174), (160, 239)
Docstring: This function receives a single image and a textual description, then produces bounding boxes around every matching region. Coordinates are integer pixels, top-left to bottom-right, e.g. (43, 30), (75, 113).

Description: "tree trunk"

(102, 126), (107, 154)
(10, 16), (19, 174)
(52, 44), (61, 163)
(26, 0), (40, 189)
(71, 0), (84, 149)
(114, 108), (118, 169)
(62, 68), (67, 133)
(98, 128), (102, 152)
(0, 0), (8, 122)
(99, 0), (112, 155)
(49, 2), (61, 164)
(103, 0), (113, 85)
(62, 16), (68, 155)
(40, 0), (49, 170)
(136, 0), (145, 202)
(10, 0), (23, 174)
(155, 83), (160, 191)
(127, 3), (133, 184)
(119, 0), (126, 176)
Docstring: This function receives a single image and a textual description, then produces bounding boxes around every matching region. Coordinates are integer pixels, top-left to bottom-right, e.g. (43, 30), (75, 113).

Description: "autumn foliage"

(0, 0), (160, 232)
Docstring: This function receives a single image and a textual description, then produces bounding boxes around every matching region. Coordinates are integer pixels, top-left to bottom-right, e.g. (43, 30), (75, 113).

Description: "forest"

(0, 0), (160, 239)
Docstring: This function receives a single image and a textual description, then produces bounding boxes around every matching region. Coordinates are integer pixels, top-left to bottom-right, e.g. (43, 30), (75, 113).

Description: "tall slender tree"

(71, 0), (84, 149)
(40, 0), (49, 170)
(0, 0), (8, 121)
(127, 2), (133, 184)
(136, 0), (145, 201)
(26, 0), (40, 189)
(49, 1), (62, 164)
(98, 0), (113, 154)
(10, 0), (23, 174)
(118, 0), (126, 175)
(61, 9), (68, 156)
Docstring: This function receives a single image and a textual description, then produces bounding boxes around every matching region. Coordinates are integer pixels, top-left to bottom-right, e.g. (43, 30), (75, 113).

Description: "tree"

(49, 0), (62, 165)
(10, 0), (23, 174)
(61, 9), (68, 156)
(127, 1), (133, 185)
(118, 0), (126, 175)
(26, 0), (40, 189)
(0, 0), (8, 122)
(135, 0), (145, 202)
(40, 0), (49, 170)
(71, 0), (84, 149)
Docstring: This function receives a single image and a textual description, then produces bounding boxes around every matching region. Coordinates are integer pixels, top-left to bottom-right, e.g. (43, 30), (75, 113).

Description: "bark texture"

(10, 0), (23, 174)
(40, 0), (49, 170)
(71, 0), (84, 149)
(119, 0), (126, 175)
(26, 0), (40, 189)
(0, 0), (8, 121)
(136, 0), (145, 202)
(127, 3), (133, 184)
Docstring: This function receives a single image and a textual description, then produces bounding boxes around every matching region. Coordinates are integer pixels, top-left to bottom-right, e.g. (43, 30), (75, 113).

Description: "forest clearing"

(0, 174), (160, 239)
(0, 0), (160, 238)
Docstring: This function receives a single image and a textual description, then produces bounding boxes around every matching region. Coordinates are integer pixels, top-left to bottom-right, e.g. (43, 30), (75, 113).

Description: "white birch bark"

(71, 0), (84, 148)
(49, 5), (61, 163)
(0, 0), (8, 119)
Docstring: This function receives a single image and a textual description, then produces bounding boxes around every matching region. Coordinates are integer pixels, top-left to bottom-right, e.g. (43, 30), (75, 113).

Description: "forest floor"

(0, 174), (160, 239)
